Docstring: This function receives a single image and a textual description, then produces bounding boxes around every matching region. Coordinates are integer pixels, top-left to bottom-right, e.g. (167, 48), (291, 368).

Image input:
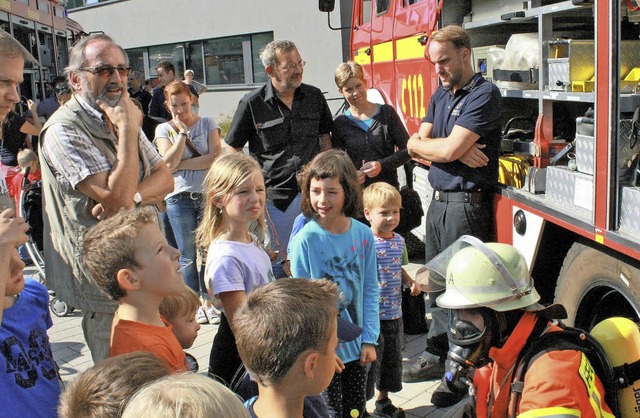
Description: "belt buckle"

(434, 190), (441, 201)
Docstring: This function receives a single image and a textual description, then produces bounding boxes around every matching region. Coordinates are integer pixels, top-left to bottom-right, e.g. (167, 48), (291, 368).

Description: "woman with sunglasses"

(154, 80), (221, 325)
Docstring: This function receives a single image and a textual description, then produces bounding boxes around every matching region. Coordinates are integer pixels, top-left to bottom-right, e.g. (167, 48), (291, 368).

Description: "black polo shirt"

(225, 82), (334, 211)
(423, 73), (502, 192)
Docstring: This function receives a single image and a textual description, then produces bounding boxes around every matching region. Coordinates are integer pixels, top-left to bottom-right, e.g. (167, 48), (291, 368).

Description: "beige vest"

(39, 95), (152, 312)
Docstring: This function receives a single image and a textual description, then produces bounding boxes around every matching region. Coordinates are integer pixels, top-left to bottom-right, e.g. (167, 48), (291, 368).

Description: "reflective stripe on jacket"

(474, 312), (613, 417)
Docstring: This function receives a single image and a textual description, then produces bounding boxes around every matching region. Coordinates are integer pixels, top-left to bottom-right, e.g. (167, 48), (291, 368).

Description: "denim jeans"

(266, 194), (302, 278)
(165, 192), (207, 299)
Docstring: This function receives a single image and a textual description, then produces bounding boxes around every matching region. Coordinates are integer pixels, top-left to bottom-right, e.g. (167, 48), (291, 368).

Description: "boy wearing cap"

(234, 278), (361, 418)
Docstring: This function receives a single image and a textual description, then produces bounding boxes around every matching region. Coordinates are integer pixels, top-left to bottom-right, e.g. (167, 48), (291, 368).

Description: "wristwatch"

(133, 191), (142, 206)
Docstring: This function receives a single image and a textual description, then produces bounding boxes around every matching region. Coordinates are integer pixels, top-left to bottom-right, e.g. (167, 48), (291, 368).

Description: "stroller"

(18, 167), (74, 317)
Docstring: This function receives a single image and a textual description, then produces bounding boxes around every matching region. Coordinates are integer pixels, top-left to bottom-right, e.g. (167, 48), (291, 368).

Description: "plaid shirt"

(41, 95), (162, 189)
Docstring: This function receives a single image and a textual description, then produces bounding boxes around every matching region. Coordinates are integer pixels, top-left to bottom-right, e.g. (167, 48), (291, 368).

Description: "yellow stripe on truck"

(373, 41), (393, 63)
(353, 47), (371, 65)
(396, 34), (426, 60)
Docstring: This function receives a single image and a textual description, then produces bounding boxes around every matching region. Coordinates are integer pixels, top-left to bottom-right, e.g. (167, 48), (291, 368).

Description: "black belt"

(175, 191), (203, 200)
(432, 190), (488, 204)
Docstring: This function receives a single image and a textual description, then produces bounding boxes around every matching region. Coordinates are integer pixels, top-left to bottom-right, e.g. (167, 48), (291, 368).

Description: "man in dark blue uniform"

(225, 40), (333, 277)
(404, 25), (502, 407)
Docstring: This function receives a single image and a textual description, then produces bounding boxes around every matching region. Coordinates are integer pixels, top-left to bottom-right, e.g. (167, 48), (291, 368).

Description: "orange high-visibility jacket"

(473, 312), (614, 418)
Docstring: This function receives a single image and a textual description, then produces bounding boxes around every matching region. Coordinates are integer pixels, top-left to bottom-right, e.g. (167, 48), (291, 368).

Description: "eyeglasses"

(79, 65), (132, 78)
(280, 61), (306, 71)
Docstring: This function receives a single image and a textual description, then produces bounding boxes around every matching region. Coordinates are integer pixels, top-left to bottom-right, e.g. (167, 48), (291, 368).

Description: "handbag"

(402, 287), (428, 335)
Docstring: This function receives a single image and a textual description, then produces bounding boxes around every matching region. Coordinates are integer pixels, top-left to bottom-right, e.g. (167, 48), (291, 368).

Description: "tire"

(50, 297), (69, 317)
(554, 242), (640, 330)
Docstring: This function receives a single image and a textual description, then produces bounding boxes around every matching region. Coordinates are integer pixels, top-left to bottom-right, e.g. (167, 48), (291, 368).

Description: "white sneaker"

(205, 307), (221, 324)
(195, 307), (208, 324)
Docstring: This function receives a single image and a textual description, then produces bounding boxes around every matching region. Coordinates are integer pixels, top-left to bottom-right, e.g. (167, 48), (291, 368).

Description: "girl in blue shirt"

(289, 149), (380, 418)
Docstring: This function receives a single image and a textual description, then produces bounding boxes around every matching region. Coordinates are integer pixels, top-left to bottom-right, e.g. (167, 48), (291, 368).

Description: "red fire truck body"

(321, 0), (640, 329)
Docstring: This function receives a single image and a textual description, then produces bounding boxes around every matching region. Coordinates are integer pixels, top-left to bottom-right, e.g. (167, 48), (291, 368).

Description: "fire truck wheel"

(554, 242), (640, 330)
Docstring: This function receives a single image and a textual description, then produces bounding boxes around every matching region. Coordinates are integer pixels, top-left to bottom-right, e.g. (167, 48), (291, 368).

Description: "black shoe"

(372, 398), (405, 418)
(431, 378), (467, 408)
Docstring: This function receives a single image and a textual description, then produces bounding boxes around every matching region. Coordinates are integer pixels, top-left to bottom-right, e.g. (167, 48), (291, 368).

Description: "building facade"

(68, 0), (350, 120)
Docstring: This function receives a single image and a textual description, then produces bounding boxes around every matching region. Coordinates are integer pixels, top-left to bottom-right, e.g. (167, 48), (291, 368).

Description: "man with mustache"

(403, 25), (502, 407)
(225, 40), (333, 278)
(38, 33), (174, 363)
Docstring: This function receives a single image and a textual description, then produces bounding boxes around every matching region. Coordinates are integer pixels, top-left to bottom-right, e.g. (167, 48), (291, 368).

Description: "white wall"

(69, 0), (346, 119)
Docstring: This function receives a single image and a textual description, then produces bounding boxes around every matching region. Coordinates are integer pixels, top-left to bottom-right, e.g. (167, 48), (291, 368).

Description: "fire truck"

(319, 0), (640, 330)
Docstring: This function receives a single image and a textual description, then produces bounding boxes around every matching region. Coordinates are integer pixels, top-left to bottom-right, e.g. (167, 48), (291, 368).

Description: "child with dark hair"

(289, 149), (380, 418)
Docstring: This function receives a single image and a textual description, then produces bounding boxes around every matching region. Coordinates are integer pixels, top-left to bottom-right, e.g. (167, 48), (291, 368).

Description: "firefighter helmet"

(432, 236), (540, 311)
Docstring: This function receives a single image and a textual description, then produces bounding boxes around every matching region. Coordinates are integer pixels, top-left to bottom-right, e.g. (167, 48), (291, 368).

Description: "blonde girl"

(195, 153), (274, 397)
(288, 149), (380, 418)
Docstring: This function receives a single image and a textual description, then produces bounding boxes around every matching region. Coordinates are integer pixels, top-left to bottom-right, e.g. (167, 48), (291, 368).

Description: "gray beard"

(79, 75), (123, 110)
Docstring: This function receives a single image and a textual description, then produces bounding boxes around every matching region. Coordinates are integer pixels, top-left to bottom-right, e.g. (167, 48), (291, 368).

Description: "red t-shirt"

(110, 310), (187, 373)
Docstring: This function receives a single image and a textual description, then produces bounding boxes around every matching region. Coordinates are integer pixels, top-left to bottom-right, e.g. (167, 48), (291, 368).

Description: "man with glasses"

(225, 40), (333, 277)
(38, 33), (174, 363)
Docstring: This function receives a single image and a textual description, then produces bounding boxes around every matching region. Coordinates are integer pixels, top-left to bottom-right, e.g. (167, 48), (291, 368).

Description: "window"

(251, 33), (272, 85)
(186, 42), (205, 83)
(377, 0), (390, 14)
(37, 0), (50, 13)
(362, 0), (372, 25)
(148, 44), (185, 77)
(125, 31), (273, 87)
(126, 48), (146, 74)
(56, 34), (69, 70)
(204, 36), (244, 85)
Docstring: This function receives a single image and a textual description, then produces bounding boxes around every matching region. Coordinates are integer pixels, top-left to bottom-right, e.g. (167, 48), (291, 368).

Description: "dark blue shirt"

(225, 82), (334, 211)
(423, 73), (501, 192)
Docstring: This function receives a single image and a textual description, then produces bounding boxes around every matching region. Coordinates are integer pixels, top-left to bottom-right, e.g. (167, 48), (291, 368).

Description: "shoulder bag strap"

(168, 120), (202, 157)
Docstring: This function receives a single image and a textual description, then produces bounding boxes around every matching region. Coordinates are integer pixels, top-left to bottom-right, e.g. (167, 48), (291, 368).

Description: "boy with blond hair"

(82, 207), (188, 372)
(363, 182), (420, 417)
(234, 278), (362, 418)
(159, 286), (201, 349)
(58, 351), (170, 418)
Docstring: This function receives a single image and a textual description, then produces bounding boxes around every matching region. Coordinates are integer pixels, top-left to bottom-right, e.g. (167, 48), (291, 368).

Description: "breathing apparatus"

(414, 235), (540, 390)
